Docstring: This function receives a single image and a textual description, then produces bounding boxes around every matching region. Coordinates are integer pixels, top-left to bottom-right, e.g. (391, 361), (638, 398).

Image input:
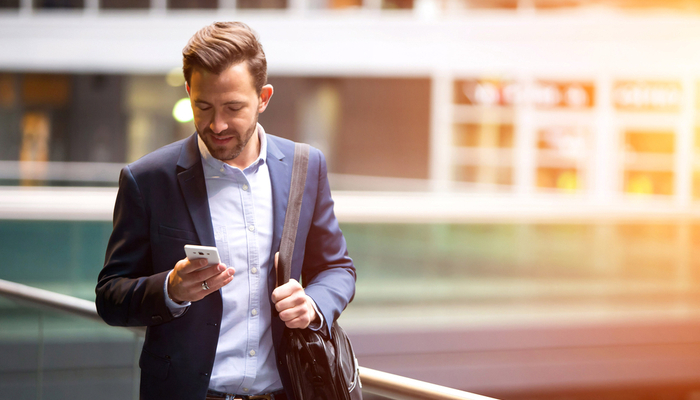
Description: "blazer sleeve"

(301, 149), (357, 336)
(95, 165), (175, 327)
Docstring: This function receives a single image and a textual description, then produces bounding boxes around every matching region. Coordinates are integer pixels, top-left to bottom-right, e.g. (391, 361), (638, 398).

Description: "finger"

(179, 258), (209, 274)
(188, 263), (231, 282)
(278, 304), (306, 322)
(284, 314), (310, 329)
(274, 291), (305, 313)
(173, 258), (193, 273)
(185, 268), (234, 301)
(271, 279), (300, 304)
(202, 268), (235, 292)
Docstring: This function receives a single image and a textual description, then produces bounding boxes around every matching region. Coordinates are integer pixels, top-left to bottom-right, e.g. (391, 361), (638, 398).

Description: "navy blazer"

(96, 132), (356, 400)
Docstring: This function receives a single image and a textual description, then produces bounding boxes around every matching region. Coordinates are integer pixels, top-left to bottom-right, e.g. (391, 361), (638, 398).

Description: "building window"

(622, 130), (675, 196)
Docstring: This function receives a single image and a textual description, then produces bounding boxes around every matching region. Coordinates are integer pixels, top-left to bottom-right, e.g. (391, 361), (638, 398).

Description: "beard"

(197, 114), (259, 162)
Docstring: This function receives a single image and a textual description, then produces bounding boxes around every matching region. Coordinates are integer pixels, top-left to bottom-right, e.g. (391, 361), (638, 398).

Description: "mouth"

(211, 135), (233, 145)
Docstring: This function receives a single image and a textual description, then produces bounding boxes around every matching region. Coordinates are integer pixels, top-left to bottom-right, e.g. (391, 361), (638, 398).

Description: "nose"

(209, 111), (227, 134)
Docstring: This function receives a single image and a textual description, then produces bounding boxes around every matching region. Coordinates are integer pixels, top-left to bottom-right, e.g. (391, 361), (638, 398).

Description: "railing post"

(36, 312), (44, 400)
(132, 332), (141, 400)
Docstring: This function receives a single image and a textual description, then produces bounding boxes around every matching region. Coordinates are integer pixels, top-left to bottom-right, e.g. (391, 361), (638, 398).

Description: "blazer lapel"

(266, 135), (292, 351)
(176, 133), (216, 247)
(267, 136), (291, 261)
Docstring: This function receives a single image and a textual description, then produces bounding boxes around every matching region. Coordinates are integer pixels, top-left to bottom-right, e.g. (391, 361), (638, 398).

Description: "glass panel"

(454, 123), (514, 148)
(329, 0), (362, 8)
(692, 128), (700, 201)
(618, 223), (677, 280)
(101, 0), (149, 8)
(622, 130), (675, 196)
(536, 126), (588, 192)
(382, 0), (412, 9)
(236, 0), (287, 9)
(35, 0), (84, 8)
(624, 170), (674, 196)
(22, 74), (71, 108)
(690, 225), (700, 284)
(0, 299), (139, 399)
(168, 0), (216, 8)
(464, 0), (518, 9)
(0, 74), (17, 108)
(0, 299), (41, 398)
(0, 220), (112, 289)
(453, 79), (517, 189)
(537, 167), (579, 191)
(0, 74), (21, 162)
(260, 76), (430, 185)
(454, 164), (513, 185)
(625, 131), (675, 154)
(0, 73), (127, 185)
(344, 222), (693, 307)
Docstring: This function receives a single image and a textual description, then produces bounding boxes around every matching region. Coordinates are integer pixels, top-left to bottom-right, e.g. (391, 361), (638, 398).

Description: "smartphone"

(184, 245), (221, 269)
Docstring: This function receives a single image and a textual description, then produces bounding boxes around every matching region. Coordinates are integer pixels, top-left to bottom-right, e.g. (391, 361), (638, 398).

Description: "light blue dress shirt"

(166, 125), (281, 394)
(163, 124), (324, 395)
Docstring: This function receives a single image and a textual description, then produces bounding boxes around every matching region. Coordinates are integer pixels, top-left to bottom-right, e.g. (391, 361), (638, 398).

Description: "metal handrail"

(358, 367), (499, 400)
(0, 278), (498, 400)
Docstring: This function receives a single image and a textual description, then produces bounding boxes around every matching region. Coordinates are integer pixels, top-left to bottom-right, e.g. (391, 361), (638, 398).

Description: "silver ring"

(202, 281), (210, 291)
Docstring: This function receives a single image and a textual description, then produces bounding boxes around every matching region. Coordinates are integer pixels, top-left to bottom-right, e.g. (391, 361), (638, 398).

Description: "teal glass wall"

(1, 219), (699, 399)
(0, 220), (695, 302)
(0, 221), (112, 298)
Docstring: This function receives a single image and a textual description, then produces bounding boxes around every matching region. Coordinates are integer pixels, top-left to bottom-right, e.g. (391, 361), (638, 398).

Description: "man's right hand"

(168, 258), (235, 303)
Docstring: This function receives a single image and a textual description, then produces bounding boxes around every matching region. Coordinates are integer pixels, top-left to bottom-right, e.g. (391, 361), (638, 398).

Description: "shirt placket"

(235, 168), (260, 394)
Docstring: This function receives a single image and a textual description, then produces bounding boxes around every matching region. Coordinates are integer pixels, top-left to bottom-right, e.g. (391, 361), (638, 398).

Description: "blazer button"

(151, 315), (163, 323)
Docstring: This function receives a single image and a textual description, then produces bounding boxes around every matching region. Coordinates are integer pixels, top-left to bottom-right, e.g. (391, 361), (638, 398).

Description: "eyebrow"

(193, 99), (246, 106)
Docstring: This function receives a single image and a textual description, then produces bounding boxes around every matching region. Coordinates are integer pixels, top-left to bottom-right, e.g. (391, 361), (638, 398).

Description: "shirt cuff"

(307, 297), (325, 331)
(164, 270), (190, 317)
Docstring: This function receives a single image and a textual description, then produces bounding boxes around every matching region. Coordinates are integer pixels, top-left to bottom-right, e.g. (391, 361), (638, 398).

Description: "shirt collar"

(197, 123), (268, 175)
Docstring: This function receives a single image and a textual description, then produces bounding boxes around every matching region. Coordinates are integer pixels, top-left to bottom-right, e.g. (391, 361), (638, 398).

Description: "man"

(96, 21), (356, 400)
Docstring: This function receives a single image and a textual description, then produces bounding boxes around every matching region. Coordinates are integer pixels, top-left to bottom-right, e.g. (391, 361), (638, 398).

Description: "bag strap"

(276, 143), (310, 288)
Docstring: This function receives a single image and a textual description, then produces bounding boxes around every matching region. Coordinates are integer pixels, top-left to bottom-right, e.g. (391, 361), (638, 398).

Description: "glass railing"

(0, 278), (497, 400)
(0, 290), (142, 400)
(2, 203), (700, 398)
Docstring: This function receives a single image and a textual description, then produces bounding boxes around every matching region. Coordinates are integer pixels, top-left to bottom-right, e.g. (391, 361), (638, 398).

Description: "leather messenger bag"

(277, 143), (363, 400)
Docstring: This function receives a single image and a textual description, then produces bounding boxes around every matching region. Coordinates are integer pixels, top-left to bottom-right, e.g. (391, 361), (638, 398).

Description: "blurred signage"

(613, 81), (682, 112)
(454, 79), (594, 108)
(532, 81), (594, 109)
(538, 126), (588, 158)
(454, 79), (522, 106)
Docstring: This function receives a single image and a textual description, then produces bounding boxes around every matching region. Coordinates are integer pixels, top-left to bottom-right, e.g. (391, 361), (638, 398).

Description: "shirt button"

(251, 267), (257, 274)
(243, 388), (249, 393)
(251, 309), (258, 316)
(248, 225), (255, 232)
(219, 166), (224, 172)
(242, 184), (249, 191)
(249, 350), (256, 357)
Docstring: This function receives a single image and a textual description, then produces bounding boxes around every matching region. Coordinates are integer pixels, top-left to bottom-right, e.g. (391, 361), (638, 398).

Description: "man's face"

(186, 62), (272, 165)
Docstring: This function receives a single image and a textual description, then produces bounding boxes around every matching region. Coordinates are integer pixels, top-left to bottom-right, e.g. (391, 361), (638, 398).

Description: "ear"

(258, 84), (274, 113)
(185, 82), (191, 97)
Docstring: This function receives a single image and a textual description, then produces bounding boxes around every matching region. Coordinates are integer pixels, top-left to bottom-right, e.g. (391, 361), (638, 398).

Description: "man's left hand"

(271, 252), (318, 329)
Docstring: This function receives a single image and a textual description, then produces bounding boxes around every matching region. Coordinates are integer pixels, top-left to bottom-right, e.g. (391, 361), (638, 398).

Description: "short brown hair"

(182, 21), (267, 93)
